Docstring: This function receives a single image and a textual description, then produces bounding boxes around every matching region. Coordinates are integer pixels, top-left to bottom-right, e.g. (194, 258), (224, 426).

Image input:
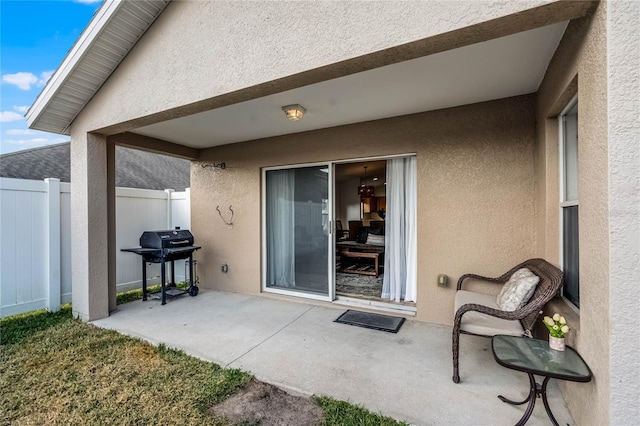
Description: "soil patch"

(210, 379), (324, 425)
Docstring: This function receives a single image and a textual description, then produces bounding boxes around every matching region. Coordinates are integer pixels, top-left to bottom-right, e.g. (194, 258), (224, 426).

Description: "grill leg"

(161, 259), (167, 305)
(142, 258), (147, 301)
(187, 255), (199, 297)
(170, 260), (176, 287)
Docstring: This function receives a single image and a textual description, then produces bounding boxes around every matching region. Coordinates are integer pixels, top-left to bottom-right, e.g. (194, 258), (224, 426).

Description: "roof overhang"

(133, 22), (569, 149)
(27, 0), (596, 145)
(25, 0), (170, 135)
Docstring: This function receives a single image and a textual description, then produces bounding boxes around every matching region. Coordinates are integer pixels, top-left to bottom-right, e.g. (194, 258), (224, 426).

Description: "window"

(560, 100), (579, 307)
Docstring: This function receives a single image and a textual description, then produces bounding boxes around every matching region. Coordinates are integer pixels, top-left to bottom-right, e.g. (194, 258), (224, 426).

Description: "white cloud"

(12, 138), (49, 144)
(0, 111), (24, 122)
(0, 114), (40, 154)
(2, 72), (38, 90)
(5, 129), (34, 135)
(2, 71), (55, 90)
(1, 128), (68, 153)
(4, 129), (57, 139)
(4, 137), (67, 146)
(36, 71), (55, 88)
(13, 105), (30, 114)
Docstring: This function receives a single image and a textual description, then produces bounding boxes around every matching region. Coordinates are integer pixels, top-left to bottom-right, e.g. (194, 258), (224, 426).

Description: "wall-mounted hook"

(202, 162), (226, 170)
(216, 205), (234, 227)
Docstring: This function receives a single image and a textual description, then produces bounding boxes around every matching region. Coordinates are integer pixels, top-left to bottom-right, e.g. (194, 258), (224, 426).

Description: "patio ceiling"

(132, 22), (568, 150)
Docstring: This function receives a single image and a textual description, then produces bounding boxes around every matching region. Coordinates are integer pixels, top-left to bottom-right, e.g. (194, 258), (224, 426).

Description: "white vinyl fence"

(0, 177), (190, 318)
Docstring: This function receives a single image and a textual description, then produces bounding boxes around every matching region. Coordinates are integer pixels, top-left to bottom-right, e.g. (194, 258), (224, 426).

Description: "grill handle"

(170, 239), (190, 245)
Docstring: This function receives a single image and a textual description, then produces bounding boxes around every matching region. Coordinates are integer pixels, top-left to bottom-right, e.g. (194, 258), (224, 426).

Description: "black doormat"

(334, 309), (405, 333)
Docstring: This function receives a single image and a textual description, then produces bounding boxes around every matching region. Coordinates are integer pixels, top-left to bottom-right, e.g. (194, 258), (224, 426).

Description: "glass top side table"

(492, 335), (592, 426)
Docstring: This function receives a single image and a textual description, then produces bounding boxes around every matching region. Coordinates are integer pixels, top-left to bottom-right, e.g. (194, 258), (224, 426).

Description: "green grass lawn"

(115, 283), (166, 305)
(1, 305), (405, 425)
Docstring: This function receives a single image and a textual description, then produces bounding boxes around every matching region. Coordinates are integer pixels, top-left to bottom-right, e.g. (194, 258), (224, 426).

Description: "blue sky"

(1, 0), (102, 154)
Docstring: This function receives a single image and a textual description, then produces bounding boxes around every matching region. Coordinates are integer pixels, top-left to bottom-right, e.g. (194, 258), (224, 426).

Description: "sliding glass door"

(263, 164), (332, 300)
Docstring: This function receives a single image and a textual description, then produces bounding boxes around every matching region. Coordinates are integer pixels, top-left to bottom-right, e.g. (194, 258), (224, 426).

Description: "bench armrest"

(456, 273), (508, 291)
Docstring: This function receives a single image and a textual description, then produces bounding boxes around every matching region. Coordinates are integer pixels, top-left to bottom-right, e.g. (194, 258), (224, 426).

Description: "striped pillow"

(496, 268), (540, 311)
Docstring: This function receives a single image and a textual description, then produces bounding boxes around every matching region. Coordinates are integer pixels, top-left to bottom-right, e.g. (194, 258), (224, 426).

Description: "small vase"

(549, 335), (565, 351)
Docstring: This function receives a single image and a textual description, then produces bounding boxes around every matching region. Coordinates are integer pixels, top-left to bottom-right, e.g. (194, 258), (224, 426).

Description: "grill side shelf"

(164, 246), (201, 253)
(121, 247), (161, 254)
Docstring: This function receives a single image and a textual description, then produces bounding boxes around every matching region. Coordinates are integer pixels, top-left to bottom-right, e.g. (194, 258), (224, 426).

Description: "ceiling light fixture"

(358, 165), (375, 198)
(282, 104), (306, 121)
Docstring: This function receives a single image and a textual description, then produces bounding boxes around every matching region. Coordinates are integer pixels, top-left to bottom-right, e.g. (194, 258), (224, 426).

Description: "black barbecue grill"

(122, 229), (200, 305)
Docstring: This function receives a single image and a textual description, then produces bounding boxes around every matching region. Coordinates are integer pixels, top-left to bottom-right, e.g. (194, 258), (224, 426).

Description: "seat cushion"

(455, 290), (524, 336)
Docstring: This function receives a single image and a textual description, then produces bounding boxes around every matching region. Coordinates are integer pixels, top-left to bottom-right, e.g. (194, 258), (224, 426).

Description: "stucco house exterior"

(26, 1), (638, 424)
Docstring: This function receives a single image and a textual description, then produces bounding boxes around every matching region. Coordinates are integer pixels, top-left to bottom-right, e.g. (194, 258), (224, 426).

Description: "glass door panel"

(265, 165), (330, 298)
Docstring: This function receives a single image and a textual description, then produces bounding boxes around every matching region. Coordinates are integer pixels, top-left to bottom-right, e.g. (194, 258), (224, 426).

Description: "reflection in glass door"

(264, 165), (332, 299)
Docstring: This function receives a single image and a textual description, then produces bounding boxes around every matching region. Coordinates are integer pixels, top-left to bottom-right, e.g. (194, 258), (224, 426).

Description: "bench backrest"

(498, 258), (564, 332)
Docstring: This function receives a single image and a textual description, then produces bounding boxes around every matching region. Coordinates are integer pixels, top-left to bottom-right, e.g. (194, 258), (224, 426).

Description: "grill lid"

(140, 229), (194, 249)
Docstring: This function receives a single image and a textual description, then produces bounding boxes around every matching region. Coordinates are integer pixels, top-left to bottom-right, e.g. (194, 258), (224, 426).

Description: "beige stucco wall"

(535, 3), (611, 424)
(192, 95), (537, 324)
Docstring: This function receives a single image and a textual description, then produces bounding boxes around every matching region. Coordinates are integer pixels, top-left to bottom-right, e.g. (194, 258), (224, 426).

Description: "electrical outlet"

(221, 263), (229, 273)
(437, 274), (448, 287)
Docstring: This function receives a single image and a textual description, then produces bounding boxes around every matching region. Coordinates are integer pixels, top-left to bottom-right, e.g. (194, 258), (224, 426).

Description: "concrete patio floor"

(93, 290), (576, 425)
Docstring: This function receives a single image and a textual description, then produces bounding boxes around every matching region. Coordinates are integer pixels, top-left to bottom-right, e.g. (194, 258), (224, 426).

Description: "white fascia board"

(25, 0), (124, 132)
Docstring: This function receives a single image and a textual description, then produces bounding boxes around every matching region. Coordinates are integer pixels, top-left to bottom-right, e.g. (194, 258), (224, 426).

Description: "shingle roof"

(0, 142), (190, 191)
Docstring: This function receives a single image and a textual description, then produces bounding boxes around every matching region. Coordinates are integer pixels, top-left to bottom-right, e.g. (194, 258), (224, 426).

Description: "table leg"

(540, 376), (560, 426)
(498, 393), (531, 406)
(374, 254), (379, 277)
(499, 373), (537, 426)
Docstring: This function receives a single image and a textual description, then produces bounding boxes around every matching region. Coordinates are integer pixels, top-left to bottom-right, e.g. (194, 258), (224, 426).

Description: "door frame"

(332, 153), (417, 308)
(261, 161), (335, 302)
(261, 153), (417, 305)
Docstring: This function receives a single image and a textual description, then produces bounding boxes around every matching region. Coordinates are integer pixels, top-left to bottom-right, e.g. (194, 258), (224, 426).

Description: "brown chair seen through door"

(335, 220), (350, 241)
(348, 220), (362, 241)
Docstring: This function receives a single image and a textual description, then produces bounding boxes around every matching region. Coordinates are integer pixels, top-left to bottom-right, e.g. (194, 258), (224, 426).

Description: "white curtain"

(266, 169), (295, 287)
(382, 157), (417, 302)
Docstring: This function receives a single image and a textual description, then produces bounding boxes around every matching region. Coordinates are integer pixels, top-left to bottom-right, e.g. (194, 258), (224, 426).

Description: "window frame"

(558, 96), (580, 309)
